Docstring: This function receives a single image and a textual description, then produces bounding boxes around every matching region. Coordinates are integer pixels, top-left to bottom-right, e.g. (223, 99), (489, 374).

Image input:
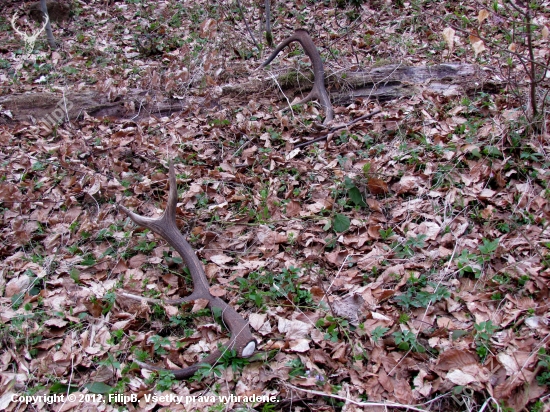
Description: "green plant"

(236, 266), (313, 309)
(98, 353), (121, 371)
(331, 213), (350, 233)
(169, 310), (209, 339)
(455, 238), (499, 279)
(148, 335), (171, 356)
(236, 269), (276, 309)
(191, 344), (250, 382)
(398, 313), (410, 324)
(371, 326), (389, 343)
(155, 370), (177, 391)
(392, 234), (427, 259)
(102, 291), (116, 315)
(343, 176), (366, 207)
(392, 330), (425, 352)
(536, 348), (550, 386)
(256, 185), (270, 223)
(379, 227), (395, 240)
(394, 275), (450, 310)
(287, 358), (307, 378)
(272, 267), (314, 307)
(316, 315), (350, 343)
(108, 329), (125, 345)
(474, 320), (498, 360)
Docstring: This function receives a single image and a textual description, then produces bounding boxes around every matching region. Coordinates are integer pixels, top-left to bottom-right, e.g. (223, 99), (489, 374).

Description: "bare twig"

(235, 0), (260, 50)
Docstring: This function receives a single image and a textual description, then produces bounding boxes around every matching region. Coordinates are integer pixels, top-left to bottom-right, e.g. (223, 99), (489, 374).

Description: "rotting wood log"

(223, 63), (495, 106)
(261, 29), (334, 124)
(0, 64), (497, 125)
(119, 163), (256, 379)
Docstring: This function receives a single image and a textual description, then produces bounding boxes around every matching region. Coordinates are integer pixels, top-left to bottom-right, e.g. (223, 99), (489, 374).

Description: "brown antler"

(119, 163), (256, 379)
(261, 29), (334, 124)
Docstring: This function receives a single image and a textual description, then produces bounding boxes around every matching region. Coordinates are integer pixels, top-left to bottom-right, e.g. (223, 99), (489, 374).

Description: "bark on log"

(224, 63), (493, 106)
(0, 91), (194, 125)
(0, 64), (497, 125)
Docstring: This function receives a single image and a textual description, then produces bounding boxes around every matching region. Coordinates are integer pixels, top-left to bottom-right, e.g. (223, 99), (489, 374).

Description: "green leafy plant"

(287, 358), (307, 378)
(394, 275), (450, 310)
(331, 213), (350, 233)
(474, 320), (498, 360)
(316, 315), (350, 343)
(536, 348), (550, 386)
(392, 234), (427, 259)
(392, 330), (425, 352)
(148, 335), (171, 356)
(455, 238), (499, 279)
(379, 227), (395, 240)
(155, 370), (177, 391)
(371, 326), (389, 343)
(191, 344), (250, 382)
(272, 267), (314, 307)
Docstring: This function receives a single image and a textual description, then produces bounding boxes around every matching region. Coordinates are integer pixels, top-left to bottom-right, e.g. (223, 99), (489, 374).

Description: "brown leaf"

(332, 294), (364, 326)
(325, 250), (349, 266)
(288, 339), (310, 353)
(367, 177), (389, 195)
(286, 200), (302, 217)
(128, 254), (148, 269)
(391, 175), (419, 195)
(331, 342), (347, 362)
(191, 298), (209, 312)
(477, 9), (489, 25)
(366, 198), (383, 212)
(442, 27), (455, 52)
(209, 284), (227, 297)
(434, 349), (478, 372)
(45, 319), (68, 328)
(5, 275), (30, 297)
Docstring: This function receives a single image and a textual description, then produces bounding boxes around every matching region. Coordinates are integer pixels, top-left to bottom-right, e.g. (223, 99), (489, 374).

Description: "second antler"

(261, 29), (334, 124)
(119, 163), (256, 379)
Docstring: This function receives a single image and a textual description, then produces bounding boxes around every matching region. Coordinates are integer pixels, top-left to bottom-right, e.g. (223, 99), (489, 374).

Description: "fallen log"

(0, 63), (497, 125)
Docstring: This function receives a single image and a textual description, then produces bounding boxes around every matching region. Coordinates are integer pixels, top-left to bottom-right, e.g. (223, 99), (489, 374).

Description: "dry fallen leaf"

(469, 34), (486, 57)
(477, 9), (489, 25)
(442, 27), (456, 53)
(367, 177), (389, 195)
(288, 339), (310, 353)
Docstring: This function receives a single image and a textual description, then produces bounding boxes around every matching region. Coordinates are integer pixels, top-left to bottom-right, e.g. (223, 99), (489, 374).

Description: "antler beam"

(119, 163), (256, 379)
(261, 29), (334, 124)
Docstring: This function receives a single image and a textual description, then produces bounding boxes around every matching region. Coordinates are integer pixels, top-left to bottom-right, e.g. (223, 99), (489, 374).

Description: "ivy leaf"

(333, 214), (350, 232)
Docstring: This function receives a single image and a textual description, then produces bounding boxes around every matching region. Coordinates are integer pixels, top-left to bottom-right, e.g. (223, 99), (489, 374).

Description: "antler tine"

(261, 29), (334, 124)
(119, 162), (256, 379)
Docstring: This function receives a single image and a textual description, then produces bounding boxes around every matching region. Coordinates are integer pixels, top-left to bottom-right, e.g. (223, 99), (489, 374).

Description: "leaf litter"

(0, 0), (549, 411)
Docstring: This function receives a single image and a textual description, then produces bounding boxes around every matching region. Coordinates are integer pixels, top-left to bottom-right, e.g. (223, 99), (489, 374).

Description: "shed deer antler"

(261, 29), (334, 124)
(119, 163), (256, 379)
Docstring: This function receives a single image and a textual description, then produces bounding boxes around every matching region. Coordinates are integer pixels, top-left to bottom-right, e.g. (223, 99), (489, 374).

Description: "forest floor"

(0, 0), (550, 411)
